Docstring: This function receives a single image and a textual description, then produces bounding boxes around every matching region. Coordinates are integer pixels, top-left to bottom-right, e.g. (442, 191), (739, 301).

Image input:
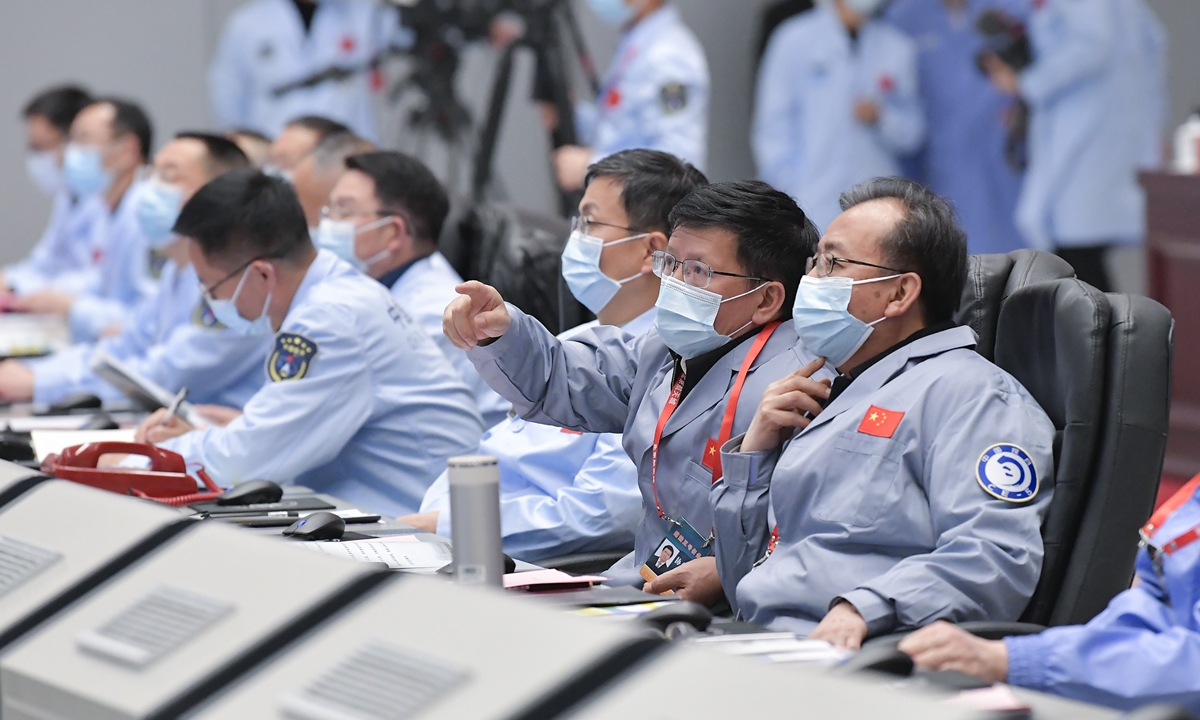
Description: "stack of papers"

(502, 569), (606, 592)
(693, 633), (851, 666)
(0, 313), (68, 357)
(302, 536), (453, 573)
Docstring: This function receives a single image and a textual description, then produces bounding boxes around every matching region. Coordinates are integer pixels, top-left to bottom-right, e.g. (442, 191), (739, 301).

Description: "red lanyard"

(1143, 475), (1200, 558)
(649, 322), (781, 521)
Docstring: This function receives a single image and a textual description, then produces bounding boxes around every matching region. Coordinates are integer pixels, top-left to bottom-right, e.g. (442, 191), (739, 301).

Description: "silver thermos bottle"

(447, 455), (504, 587)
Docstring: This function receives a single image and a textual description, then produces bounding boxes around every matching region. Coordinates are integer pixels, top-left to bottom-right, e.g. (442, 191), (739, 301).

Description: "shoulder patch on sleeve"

(976, 444), (1039, 503)
(269, 333), (318, 382)
(192, 299), (225, 329)
(660, 82), (689, 114)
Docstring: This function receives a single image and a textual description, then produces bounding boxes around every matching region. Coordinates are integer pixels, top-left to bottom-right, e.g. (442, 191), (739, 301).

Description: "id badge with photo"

(638, 517), (713, 587)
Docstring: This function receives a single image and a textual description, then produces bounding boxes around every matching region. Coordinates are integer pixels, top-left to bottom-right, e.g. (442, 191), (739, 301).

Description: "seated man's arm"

(156, 309), (371, 484)
(837, 387), (1055, 637)
(451, 282), (642, 434)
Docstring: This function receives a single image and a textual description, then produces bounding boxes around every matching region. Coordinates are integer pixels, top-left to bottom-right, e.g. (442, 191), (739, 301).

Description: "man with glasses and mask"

(134, 169), (483, 517)
(404, 150), (707, 563)
(313, 150), (507, 428)
(713, 177), (1053, 649)
(444, 180), (828, 589)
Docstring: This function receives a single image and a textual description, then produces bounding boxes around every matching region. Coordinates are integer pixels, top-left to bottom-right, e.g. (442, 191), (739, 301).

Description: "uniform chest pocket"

(683, 459), (714, 490)
(810, 430), (904, 528)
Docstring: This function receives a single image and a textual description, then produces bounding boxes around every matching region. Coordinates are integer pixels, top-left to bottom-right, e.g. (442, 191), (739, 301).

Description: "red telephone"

(41, 442), (222, 506)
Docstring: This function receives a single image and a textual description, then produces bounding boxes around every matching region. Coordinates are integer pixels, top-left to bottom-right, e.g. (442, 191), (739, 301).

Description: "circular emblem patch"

(976, 444), (1039, 503)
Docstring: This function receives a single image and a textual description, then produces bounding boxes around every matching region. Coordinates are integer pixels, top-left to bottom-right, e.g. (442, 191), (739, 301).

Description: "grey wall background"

(0, 0), (1197, 288)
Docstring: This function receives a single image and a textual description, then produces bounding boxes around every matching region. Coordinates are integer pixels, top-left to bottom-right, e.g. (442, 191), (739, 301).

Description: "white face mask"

(653, 276), (763, 359)
(791, 273), (899, 366)
(25, 150), (61, 196)
(206, 265), (274, 337)
(314, 216), (393, 272)
(561, 228), (647, 313)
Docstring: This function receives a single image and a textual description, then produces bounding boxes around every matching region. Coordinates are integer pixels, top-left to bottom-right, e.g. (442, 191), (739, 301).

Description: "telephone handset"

(42, 441), (222, 506)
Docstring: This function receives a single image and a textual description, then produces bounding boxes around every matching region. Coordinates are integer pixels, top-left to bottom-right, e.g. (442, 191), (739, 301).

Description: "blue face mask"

(136, 178), (184, 249)
(654, 276), (761, 359)
(561, 228), (647, 313)
(26, 150), (61, 196)
(206, 265), (274, 337)
(791, 274), (898, 367)
(314, 217), (392, 272)
(588, 0), (635, 26)
(63, 143), (112, 198)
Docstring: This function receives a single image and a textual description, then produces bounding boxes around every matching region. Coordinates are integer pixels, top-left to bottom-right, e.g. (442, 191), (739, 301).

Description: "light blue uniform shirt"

(1006, 483), (1200, 714)
(386, 252), (509, 429)
(420, 308), (656, 562)
(1015, 0), (1146, 249)
(26, 259), (269, 408)
(67, 182), (157, 342)
(160, 250), (484, 517)
(581, 5), (709, 170)
(886, 0), (1026, 254)
(716, 326), (1054, 636)
(754, 4), (925, 231)
(1133, 0), (1167, 171)
(5, 190), (104, 295)
(209, 0), (404, 140)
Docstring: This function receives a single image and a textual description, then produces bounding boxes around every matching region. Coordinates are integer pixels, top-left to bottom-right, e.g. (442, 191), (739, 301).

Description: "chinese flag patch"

(701, 437), (722, 479)
(857, 405), (904, 438)
(879, 74), (896, 94)
(340, 35), (357, 53)
(560, 428), (583, 435)
(605, 87), (621, 108)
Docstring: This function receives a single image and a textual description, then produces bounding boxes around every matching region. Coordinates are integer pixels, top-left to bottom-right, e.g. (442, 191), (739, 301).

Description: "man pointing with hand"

(446, 180), (826, 595)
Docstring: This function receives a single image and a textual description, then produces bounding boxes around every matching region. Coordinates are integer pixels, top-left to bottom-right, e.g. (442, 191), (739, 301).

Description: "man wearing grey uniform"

(716, 178), (1054, 649)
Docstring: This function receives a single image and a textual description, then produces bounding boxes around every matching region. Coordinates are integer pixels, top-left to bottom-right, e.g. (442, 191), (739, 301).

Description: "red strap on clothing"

(650, 371), (687, 520)
(1163, 526), (1200, 556)
(1143, 474), (1200, 539)
(710, 322), (781, 482)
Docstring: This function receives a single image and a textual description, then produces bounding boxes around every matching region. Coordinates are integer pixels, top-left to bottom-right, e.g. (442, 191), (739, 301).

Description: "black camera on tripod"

(974, 8), (1032, 73)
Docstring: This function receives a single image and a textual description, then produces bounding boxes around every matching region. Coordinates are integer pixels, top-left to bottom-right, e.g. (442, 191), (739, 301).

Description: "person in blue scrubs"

(11, 98), (157, 341)
(137, 170), (482, 517)
(900, 476), (1200, 715)
(403, 149), (708, 562)
(4, 86), (99, 296)
(885, 0), (1027, 254)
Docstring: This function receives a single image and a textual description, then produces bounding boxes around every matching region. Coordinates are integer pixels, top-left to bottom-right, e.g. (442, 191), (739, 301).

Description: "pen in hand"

(160, 386), (188, 427)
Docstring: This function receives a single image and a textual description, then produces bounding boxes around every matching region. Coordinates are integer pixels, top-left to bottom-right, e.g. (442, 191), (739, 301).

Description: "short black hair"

(22, 85), (91, 135)
(174, 169), (311, 267)
(285, 115), (352, 141)
(839, 177), (968, 324)
(584, 149), (709, 233)
(669, 180), (819, 317)
(90, 97), (153, 162)
(174, 132), (251, 177)
(344, 151), (449, 246)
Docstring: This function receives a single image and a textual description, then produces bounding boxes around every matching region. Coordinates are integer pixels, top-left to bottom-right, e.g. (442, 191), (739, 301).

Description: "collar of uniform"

(378, 254), (429, 291)
(286, 248), (343, 320)
(625, 4), (680, 46)
(803, 324), (978, 435)
(676, 323), (767, 400)
(827, 320), (958, 405)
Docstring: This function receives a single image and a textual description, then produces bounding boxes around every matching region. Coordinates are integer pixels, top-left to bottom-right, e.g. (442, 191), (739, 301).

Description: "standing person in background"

(11, 98), (157, 342)
(886, 0), (1027, 254)
(754, 0), (925, 231)
(982, 0), (1147, 292)
(3, 86), (99, 296)
(551, 0), (709, 192)
(1133, 0), (1168, 172)
(209, 0), (403, 141)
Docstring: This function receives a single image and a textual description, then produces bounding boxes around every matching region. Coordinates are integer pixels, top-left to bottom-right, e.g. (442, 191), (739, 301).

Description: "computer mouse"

(47, 393), (102, 414)
(639, 601), (713, 634)
(215, 479), (283, 506)
(283, 511), (346, 541)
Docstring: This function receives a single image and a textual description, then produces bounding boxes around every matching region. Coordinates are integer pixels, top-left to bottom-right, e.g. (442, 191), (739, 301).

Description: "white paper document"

(303, 540), (453, 572)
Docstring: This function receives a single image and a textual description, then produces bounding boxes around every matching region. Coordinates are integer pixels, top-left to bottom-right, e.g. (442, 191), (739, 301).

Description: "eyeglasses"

(571, 215), (639, 236)
(320, 205), (396, 223)
(201, 258), (259, 300)
(806, 252), (906, 278)
(651, 250), (765, 289)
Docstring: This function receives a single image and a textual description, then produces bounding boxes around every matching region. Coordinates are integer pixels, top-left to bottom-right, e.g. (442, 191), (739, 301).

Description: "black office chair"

(993, 278), (1112, 624)
(954, 249), (1075, 361)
